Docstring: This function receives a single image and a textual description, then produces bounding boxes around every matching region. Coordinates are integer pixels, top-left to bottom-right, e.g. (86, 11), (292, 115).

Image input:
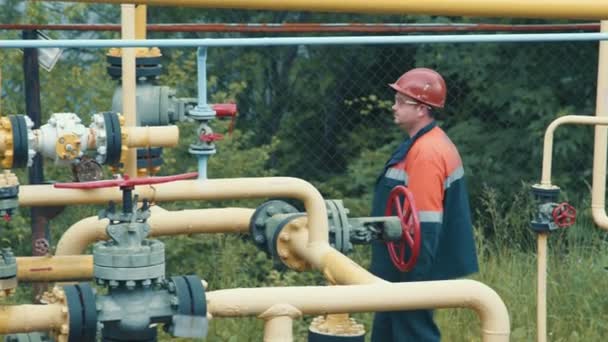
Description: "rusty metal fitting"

(309, 314), (366, 337)
(40, 286), (70, 342)
(0, 117), (14, 168)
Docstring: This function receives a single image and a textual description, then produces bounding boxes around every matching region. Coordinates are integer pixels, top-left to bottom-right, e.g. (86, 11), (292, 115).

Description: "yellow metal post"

(135, 4), (147, 40)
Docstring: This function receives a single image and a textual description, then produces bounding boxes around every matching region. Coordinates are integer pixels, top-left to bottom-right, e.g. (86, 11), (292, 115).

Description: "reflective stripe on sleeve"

(385, 167), (408, 184)
(444, 166), (464, 190)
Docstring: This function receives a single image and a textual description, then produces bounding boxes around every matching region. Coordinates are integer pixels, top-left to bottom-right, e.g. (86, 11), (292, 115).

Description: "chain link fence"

(186, 40), (599, 210)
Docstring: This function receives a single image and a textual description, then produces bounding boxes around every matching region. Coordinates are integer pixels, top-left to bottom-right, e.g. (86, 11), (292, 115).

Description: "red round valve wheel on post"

(552, 202), (576, 228)
(384, 185), (421, 272)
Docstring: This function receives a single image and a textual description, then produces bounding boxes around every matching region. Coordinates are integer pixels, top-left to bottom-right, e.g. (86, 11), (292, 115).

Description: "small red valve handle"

(385, 185), (421, 272)
(212, 103), (238, 134)
(552, 202), (576, 228)
(199, 132), (225, 143)
(53, 172), (198, 190)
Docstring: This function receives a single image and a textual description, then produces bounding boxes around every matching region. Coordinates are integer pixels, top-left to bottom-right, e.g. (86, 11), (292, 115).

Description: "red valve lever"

(212, 103), (238, 134)
(200, 133), (224, 143)
(212, 103), (237, 118)
(385, 185), (421, 272)
(53, 172), (198, 190)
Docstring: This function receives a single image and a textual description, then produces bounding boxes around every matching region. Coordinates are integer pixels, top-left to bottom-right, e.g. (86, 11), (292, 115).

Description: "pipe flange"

(22, 115), (36, 167)
(62, 283), (98, 342)
(93, 239), (165, 282)
(165, 275), (208, 338)
(90, 113), (108, 164)
(249, 200), (299, 251)
(91, 112), (123, 166)
(0, 248), (17, 297)
(272, 215), (312, 272)
(531, 184), (560, 203)
(2, 115), (33, 169)
(106, 48), (163, 80)
(39, 286), (71, 342)
(9, 115), (27, 168)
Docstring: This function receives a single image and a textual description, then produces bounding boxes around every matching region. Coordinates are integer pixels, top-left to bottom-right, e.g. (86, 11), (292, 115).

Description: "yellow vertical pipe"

(591, 21), (608, 230)
(259, 304), (301, 342)
(537, 233), (548, 342)
(135, 4), (147, 40)
(121, 4), (138, 177)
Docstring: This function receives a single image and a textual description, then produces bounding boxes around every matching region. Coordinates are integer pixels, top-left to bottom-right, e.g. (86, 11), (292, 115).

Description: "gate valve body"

(385, 185), (421, 272)
(530, 184), (576, 232)
(52, 172), (208, 341)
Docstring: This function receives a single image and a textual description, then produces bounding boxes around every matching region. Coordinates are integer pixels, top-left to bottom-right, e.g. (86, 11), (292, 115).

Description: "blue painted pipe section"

(198, 155), (208, 180)
(197, 46), (208, 108)
(2, 33), (608, 49)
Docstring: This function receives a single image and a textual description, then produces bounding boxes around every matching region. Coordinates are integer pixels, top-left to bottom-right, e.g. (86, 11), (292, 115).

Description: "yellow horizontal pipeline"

(0, 303), (65, 334)
(40, 0), (608, 20)
(19, 177), (329, 243)
(16, 256), (93, 282)
(55, 207), (254, 255)
(206, 280), (510, 342)
(125, 125), (179, 148)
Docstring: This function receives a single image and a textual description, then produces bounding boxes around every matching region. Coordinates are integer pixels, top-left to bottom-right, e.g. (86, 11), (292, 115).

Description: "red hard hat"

(389, 68), (447, 108)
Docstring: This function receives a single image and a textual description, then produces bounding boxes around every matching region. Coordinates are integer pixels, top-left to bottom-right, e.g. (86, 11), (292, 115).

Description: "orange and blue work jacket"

(370, 121), (478, 282)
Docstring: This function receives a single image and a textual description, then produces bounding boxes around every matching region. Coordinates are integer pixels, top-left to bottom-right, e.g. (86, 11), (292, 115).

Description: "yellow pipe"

(135, 4), (147, 40)
(121, 4), (138, 177)
(259, 304), (301, 342)
(40, 0), (608, 20)
(206, 280), (510, 342)
(540, 115), (608, 186)
(19, 177), (329, 243)
(55, 207), (254, 255)
(537, 233), (548, 342)
(591, 21), (608, 230)
(280, 216), (382, 284)
(16, 256), (93, 282)
(0, 304), (65, 334)
(125, 125), (179, 148)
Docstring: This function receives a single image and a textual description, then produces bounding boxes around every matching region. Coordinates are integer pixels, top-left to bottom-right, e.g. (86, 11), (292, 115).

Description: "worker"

(370, 67), (479, 341)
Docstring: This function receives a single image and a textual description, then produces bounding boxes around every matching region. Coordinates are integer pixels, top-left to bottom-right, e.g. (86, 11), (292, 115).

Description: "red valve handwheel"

(385, 185), (421, 272)
(53, 172), (198, 190)
(552, 202), (576, 228)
